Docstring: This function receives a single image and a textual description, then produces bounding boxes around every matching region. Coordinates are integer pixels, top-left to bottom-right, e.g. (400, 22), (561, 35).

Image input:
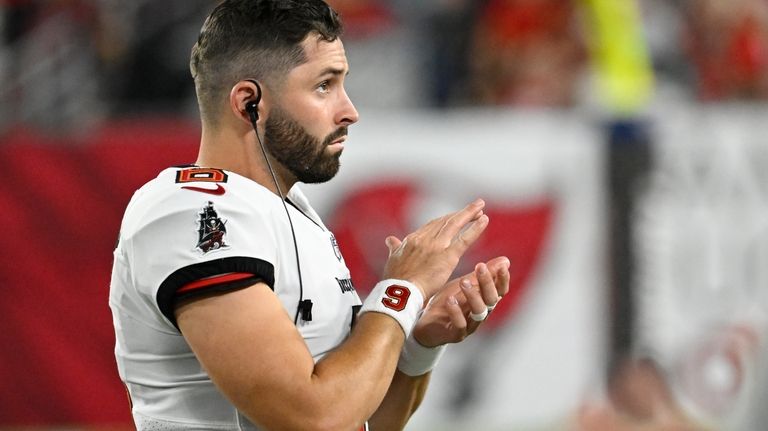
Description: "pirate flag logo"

(196, 201), (228, 253)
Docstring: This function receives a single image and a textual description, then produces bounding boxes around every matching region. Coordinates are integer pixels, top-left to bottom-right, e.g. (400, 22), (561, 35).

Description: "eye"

(317, 80), (331, 94)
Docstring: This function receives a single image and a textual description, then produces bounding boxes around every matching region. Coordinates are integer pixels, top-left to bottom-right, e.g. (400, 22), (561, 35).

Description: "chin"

(297, 166), (340, 184)
(293, 152), (342, 184)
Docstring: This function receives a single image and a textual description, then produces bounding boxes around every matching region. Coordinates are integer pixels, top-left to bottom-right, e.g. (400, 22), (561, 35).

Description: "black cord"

(250, 118), (306, 324)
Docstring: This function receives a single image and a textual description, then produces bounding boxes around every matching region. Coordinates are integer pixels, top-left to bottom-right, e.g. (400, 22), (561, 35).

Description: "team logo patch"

(196, 201), (228, 253)
(330, 233), (342, 261)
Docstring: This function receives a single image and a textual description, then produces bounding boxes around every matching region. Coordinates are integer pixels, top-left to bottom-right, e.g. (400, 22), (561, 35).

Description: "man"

(109, 1), (510, 429)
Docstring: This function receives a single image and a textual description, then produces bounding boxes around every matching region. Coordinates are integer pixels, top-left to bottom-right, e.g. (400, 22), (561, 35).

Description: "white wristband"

(359, 279), (424, 338)
(398, 329), (447, 376)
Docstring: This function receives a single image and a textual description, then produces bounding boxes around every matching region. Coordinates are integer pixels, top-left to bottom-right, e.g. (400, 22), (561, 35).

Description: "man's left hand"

(411, 256), (510, 347)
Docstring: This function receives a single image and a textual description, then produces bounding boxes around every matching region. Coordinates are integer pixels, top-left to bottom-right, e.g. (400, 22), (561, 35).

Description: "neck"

(196, 121), (297, 196)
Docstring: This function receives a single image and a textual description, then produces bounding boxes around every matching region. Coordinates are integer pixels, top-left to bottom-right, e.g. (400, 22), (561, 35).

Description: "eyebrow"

(318, 67), (349, 78)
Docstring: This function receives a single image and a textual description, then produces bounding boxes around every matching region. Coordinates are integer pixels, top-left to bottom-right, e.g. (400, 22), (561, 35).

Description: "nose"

(335, 88), (359, 126)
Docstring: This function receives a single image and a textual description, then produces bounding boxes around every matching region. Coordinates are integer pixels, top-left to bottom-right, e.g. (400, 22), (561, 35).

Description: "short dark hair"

(190, 0), (343, 123)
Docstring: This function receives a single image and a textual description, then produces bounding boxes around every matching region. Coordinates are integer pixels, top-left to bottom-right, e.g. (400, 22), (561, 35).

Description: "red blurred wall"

(0, 119), (199, 426)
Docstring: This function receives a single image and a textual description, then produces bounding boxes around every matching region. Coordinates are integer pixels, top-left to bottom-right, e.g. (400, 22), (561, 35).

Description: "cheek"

(305, 101), (336, 138)
(280, 94), (336, 139)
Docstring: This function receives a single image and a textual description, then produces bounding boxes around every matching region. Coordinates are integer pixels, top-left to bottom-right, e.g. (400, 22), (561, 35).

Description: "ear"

(229, 80), (268, 127)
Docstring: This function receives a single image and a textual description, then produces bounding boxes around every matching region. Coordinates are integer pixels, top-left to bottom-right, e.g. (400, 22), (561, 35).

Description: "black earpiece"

(245, 101), (259, 122)
(244, 79), (262, 124)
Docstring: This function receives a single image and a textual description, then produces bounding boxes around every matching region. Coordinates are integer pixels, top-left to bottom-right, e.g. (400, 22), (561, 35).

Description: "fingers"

(482, 258), (512, 302)
(436, 199), (486, 241)
(388, 199), (484, 259)
(485, 256), (511, 275)
(454, 259), (509, 327)
(385, 236), (402, 256)
(495, 260), (511, 298)
(460, 278), (488, 318)
(451, 213), (489, 253)
(445, 296), (467, 332)
(481, 257), (511, 299)
(414, 199), (483, 239)
(382, 199), (488, 298)
(475, 263), (500, 306)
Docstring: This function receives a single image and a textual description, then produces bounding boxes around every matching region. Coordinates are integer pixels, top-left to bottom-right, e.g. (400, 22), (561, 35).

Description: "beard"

(263, 106), (347, 184)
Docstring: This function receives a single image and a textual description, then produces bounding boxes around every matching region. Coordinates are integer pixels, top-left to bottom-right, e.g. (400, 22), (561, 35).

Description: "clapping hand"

(412, 256), (511, 347)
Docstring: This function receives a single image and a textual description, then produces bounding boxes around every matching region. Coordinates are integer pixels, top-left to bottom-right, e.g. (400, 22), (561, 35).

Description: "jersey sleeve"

(124, 186), (279, 330)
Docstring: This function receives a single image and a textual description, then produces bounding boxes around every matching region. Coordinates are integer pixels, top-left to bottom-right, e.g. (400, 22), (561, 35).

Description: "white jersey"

(109, 166), (363, 430)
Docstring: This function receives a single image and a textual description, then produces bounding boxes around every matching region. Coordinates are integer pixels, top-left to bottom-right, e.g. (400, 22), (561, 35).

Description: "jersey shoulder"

(115, 167), (285, 328)
(121, 167), (278, 237)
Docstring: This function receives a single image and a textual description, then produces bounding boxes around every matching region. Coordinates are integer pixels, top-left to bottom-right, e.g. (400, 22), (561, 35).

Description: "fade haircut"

(190, 0), (343, 124)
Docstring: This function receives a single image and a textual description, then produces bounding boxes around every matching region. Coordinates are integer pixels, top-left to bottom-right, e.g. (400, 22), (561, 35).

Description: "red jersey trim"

(157, 256), (274, 329)
(177, 272), (255, 294)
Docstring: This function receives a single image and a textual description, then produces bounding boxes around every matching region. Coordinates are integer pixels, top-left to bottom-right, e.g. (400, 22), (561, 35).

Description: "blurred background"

(1, 0), (768, 430)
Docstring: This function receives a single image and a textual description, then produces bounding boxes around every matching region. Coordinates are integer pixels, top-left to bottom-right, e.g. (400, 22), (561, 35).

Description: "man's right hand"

(381, 199), (488, 299)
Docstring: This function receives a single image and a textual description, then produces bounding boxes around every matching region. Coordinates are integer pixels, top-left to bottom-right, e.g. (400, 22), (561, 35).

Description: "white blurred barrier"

(303, 108), (607, 430)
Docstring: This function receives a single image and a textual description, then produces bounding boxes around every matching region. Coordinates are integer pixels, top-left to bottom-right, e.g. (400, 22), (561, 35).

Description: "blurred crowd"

(2, 0), (768, 132)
